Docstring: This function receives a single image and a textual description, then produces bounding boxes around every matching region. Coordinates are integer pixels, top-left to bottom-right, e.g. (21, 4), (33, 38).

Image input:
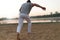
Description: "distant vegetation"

(30, 11), (60, 18)
(0, 18), (7, 21)
(0, 17), (18, 21)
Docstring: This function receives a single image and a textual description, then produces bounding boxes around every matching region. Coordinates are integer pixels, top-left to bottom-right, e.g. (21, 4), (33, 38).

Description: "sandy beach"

(0, 22), (60, 40)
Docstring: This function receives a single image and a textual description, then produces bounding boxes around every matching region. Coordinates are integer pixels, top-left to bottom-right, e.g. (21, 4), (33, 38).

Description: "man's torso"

(20, 2), (33, 14)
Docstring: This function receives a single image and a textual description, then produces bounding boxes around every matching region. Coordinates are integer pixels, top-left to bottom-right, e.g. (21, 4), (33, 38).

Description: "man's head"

(27, 0), (31, 3)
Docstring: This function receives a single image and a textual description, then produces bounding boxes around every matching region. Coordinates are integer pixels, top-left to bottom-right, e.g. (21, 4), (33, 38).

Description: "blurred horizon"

(0, 11), (60, 24)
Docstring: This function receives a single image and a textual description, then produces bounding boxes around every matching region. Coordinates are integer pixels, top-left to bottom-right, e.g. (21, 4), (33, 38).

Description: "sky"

(0, 0), (60, 18)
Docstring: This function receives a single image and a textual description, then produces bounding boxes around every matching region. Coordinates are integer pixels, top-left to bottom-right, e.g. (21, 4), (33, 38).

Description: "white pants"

(17, 13), (32, 33)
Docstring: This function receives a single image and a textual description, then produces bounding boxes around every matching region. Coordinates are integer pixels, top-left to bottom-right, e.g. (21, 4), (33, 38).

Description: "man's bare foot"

(28, 32), (32, 34)
(17, 32), (20, 40)
(17, 38), (20, 40)
(27, 32), (32, 37)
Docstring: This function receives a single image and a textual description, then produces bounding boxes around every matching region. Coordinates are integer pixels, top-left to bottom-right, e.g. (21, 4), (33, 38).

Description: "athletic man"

(17, 0), (46, 40)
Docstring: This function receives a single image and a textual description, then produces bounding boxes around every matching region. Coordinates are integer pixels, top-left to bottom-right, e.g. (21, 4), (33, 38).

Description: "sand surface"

(0, 22), (60, 40)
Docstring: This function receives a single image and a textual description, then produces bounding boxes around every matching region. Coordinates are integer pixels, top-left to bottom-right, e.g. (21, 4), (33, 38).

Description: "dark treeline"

(0, 18), (7, 21)
(0, 18), (17, 21)
(30, 11), (60, 18)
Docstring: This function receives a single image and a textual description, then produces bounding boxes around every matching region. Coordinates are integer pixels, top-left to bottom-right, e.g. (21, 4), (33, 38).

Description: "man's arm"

(32, 3), (46, 10)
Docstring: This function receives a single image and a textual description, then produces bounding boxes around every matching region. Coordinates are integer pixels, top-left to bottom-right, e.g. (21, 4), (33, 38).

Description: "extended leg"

(17, 17), (24, 40)
(25, 15), (32, 33)
(25, 16), (32, 39)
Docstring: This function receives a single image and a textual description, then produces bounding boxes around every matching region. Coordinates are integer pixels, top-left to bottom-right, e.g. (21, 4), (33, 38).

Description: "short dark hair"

(27, 0), (31, 3)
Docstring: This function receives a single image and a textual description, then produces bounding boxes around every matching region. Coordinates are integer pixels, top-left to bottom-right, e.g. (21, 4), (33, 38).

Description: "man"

(17, 0), (46, 40)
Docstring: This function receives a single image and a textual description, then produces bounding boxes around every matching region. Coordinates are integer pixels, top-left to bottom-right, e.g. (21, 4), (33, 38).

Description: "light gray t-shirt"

(20, 2), (33, 14)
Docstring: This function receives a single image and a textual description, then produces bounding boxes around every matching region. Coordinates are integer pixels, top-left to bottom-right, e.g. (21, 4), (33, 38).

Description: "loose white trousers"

(17, 13), (32, 33)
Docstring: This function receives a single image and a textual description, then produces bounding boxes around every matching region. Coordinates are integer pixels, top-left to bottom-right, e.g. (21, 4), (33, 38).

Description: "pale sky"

(0, 0), (60, 18)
